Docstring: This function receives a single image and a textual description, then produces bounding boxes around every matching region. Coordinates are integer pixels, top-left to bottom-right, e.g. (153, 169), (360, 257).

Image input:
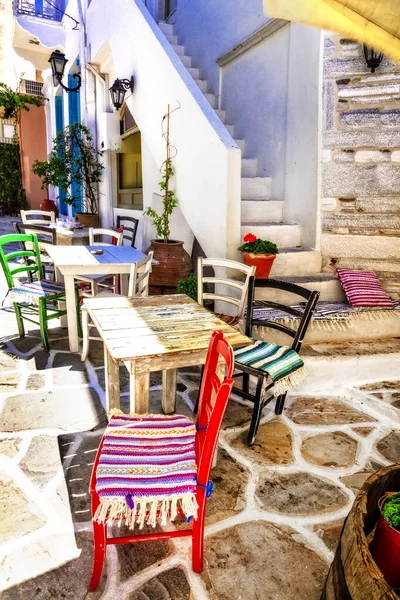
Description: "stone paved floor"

(0, 304), (400, 599)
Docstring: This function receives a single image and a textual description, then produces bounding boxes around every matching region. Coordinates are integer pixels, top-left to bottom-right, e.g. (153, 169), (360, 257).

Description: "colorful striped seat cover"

(6, 280), (66, 306)
(94, 412), (198, 529)
(234, 341), (306, 396)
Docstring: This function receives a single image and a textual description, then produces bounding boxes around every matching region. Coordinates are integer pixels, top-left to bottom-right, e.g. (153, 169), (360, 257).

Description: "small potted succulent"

(238, 233), (279, 278)
(370, 491), (400, 588)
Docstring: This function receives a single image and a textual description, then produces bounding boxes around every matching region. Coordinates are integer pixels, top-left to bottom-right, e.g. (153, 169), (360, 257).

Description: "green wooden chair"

(0, 233), (81, 352)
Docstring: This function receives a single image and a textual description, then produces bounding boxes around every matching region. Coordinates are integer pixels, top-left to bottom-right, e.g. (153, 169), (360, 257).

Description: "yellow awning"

(263, 0), (400, 64)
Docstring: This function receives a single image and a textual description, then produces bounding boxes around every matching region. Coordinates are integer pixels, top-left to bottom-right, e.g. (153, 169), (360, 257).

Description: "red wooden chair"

(88, 330), (234, 591)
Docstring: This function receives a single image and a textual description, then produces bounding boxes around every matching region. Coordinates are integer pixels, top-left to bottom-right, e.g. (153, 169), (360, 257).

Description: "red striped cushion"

(336, 269), (394, 308)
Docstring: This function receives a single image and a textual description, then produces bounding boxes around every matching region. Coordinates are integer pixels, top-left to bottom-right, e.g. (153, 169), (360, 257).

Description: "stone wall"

(320, 34), (400, 298)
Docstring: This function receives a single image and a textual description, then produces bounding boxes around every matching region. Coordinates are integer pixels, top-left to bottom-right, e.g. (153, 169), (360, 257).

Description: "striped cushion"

(94, 413), (198, 529)
(336, 269), (394, 308)
(7, 280), (66, 306)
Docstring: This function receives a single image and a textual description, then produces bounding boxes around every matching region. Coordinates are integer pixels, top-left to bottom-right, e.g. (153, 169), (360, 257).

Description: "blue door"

(68, 75), (83, 215)
(55, 94), (69, 216)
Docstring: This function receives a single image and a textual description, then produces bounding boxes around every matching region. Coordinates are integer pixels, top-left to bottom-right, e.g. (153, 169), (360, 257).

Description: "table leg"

(65, 274), (79, 352)
(162, 369), (177, 414)
(105, 348), (120, 414)
(129, 362), (150, 414)
(120, 273), (128, 296)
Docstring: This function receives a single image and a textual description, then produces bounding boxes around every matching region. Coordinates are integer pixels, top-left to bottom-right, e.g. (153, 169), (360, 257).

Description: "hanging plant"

(0, 82), (44, 121)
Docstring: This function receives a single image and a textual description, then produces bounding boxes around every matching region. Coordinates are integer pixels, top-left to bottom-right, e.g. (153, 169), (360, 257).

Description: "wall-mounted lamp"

(363, 44), (384, 73)
(49, 50), (81, 92)
(109, 77), (134, 110)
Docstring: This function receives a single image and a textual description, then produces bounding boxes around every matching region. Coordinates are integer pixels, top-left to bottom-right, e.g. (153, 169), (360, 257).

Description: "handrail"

(13, 0), (64, 21)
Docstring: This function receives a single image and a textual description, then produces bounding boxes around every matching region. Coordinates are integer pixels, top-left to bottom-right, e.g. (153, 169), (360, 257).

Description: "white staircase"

(158, 22), (342, 301)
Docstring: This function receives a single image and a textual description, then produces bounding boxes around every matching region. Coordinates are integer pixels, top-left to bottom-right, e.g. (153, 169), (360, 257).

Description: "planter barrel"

(75, 212), (99, 228)
(321, 464), (400, 600)
(145, 239), (192, 295)
(242, 252), (276, 278)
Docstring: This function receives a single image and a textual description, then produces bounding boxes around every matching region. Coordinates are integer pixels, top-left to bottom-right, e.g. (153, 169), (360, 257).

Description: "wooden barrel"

(321, 464), (400, 600)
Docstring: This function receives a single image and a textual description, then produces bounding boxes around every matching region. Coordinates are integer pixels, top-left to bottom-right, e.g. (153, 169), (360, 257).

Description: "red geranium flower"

(244, 233), (257, 243)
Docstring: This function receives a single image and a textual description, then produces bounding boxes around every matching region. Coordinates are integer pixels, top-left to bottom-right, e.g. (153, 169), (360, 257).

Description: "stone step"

(204, 92), (217, 108)
(235, 139), (246, 153)
(187, 67), (200, 79)
(225, 124), (235, 137)
(241, 223), (301, 248)
(241, 177), (272, 200)
(179, 54), (192, 68)
(165, 33), (178, 45)
(255, 274), (345, 302)
(241, 199), (284, 223)
(268, 247), (322, 276)
(241, 158), (257, 178)
(215, 108), (226, 122)
(195, 79), (208, 93)
(171, 44), (185, 56)
(158, 21), (174, 35)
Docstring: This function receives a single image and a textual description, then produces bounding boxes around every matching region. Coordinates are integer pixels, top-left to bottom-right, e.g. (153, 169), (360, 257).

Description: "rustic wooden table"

(83, 294), (252, 415)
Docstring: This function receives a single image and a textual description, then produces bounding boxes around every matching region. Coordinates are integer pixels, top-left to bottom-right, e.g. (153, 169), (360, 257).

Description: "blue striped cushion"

(7, 280), (66, 306)
(234, 341), (304, 384)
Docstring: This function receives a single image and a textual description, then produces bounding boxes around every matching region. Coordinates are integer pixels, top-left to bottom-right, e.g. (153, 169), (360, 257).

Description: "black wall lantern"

(49, 50), (81, 92)
(109, 77), (134, 110)
(363, 44), (384, 73)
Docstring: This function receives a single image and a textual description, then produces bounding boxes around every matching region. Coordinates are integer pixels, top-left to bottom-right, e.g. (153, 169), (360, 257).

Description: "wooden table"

(84, 294), (252, 415)
(46, 245), (150, 352)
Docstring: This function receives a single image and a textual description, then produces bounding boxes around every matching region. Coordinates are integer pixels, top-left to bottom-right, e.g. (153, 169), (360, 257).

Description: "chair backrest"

(245, 276), (320, 353)
(197, 257), (256, 320)
(20, 210), (55, 224)
(196, 331), (234, 487)
(0, 233), (43, 288)
(128, 252), (153, 297)
(116, 215), (139, 248)
(89, 228), (123, 246)
(14, 221), (56, 246)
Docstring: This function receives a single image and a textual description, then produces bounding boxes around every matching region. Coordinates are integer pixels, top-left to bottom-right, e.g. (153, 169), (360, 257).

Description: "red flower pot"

(369, 495), (400, 588)
(40, 198), (58, 218)
(242, 252), (276, 278)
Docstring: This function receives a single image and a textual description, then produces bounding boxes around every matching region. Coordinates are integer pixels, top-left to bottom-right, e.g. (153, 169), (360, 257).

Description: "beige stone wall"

(321, 34), (400, 298)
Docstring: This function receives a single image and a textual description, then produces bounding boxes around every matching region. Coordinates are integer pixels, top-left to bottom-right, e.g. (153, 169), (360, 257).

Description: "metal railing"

(13, 0), (64, 22)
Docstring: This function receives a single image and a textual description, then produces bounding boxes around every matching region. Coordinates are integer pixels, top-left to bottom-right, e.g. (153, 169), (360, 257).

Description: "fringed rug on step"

(234, 341), (306, 396)
(94, 412), (198, 530)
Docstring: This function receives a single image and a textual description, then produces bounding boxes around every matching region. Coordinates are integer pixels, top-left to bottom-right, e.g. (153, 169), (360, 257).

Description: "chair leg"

(38, 299), (50, 352)
(81, 307), (90, 362)
(275, 393), (287, 415)
(192, 497), (206, 573)
(246, 375), (264, 446)
(75, 287), (82, 338)
(14, 304), (25, 337)
(242, 372), (249, 394)
(88, 493), (107, 591)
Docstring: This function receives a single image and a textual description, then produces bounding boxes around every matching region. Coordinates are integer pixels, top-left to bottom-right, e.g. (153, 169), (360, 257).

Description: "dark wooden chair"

(233, 276), (319, 445)
(116, 215), (139, 248)
(13, 221), (56, 281)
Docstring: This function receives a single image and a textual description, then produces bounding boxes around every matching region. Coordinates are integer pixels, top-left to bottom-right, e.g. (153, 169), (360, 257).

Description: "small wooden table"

(46, 245), (150, 352)
(84, 294), (252, 415)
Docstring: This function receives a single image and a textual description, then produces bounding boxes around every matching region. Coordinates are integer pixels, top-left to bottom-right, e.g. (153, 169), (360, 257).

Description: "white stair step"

(158, 22), (174, 35)
(270, 248), (322, 276)
(241, 177), (272, 200)
(180, 55), (192, 67)
(255, 274), (345, 303)
(165, 33), (178, 44)
(172, 44), (185, 56)
(215, 109), (226, 122)
(187, 67), (200, 79)
(195, 79), (208, 93)
(225, 124), (235, 137)
(235, 139), (246, 153)
(204, 93), (217, 108)
(241, 222), (301, 248)
(241, 158), (257, 177)
(241, 199), (283, 223)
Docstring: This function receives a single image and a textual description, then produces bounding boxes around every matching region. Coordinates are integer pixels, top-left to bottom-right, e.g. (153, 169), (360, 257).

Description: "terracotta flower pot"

(369, 494), (400, 588)
(242, 252), (276, 278)
(145, 239), (193, 295)
(40, 198), (58, 218)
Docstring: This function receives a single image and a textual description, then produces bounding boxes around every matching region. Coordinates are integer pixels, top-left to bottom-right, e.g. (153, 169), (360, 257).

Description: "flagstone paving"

(0, 304), (400, 599)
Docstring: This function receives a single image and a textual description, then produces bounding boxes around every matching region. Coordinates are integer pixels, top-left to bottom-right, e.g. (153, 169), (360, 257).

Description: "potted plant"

(238, 233), (279, 278)
(176, 273), (208, 302)
(370, 491), (400, 588)
(32, 123), (104, 227)
(143, 105), (192, 294)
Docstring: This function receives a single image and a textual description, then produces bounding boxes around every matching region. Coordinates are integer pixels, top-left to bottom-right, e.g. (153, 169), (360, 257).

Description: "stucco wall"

(19, 105), (49, 210)
(320, 34), (400, 298)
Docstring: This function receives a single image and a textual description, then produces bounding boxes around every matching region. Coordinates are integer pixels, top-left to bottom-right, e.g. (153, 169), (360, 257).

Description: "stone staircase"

(158, 22), (343, 302)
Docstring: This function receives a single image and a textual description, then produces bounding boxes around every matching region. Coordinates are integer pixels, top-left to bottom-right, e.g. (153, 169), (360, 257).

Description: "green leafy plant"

(382, 492), (400, 530)
(32, 123), (104, 214)
(238, 233), (279, 255)
(143, 158), (178, 242)
(0, 141), (27, 215)
(0, 83), (44, 120)
(176, 273), (208, 302)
